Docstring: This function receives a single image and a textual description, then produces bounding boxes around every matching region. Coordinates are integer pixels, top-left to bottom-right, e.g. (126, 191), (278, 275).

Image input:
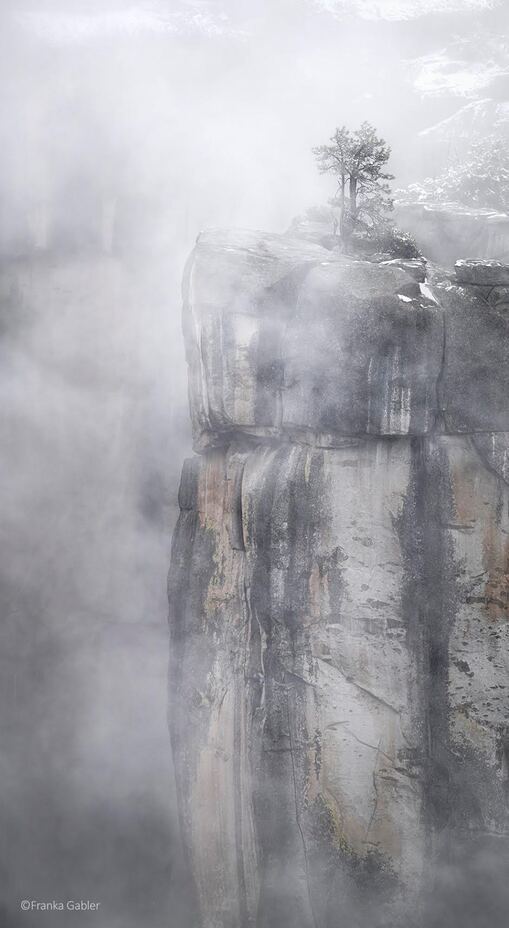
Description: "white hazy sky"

(11, 0), (503, 38)
(315, 0), (495, 20)
(14, 6), (240, 42)
(1, 0), (508, 237)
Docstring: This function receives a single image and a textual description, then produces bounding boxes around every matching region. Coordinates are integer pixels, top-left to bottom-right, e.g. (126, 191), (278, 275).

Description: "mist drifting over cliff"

(1, 1), (509, 927)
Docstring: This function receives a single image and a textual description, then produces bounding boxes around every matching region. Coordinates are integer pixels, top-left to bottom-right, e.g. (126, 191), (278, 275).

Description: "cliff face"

(168, 230), (509, 928)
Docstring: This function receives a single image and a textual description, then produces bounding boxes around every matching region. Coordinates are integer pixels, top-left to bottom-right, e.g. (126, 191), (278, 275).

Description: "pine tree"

(313, 122), (394, 244)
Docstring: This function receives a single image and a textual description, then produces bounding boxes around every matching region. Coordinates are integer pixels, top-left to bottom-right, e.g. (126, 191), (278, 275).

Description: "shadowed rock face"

(169, 230), (509, 928)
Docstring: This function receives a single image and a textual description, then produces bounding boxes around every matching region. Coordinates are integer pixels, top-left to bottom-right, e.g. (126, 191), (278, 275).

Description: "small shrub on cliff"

(368, 225), (421, 258)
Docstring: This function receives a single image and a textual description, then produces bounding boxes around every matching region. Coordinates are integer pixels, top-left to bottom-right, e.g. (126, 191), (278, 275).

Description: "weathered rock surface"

(429, 266), (509, 434)
(378, 257), (427, 283)
(184, 230), (442, 450)
(395, 202), (509, 265)
(169, 229), (509, 928)
(455, 259), (509, 287)
(183, 230), (509, 446)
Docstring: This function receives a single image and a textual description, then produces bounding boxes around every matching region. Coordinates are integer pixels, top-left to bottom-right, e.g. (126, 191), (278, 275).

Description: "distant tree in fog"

(313, 122), (394, 243)
(397, 136), (509, 213)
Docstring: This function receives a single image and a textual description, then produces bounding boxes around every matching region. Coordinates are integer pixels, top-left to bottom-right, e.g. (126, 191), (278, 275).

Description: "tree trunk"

(340, 175), (357, 251)
(349, 175), (358, 221)
(338, 175), (346, 245)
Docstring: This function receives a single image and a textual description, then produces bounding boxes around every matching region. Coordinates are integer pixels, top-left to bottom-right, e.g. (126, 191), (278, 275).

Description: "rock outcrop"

(168, 230), (509, 928)
(395, 202), (509, 265)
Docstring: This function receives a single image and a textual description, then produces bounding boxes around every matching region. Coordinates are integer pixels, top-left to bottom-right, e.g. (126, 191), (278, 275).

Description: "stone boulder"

(455, 259), (509, 287)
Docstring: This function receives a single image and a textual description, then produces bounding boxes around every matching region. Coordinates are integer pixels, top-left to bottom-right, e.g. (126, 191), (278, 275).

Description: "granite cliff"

(168, 230), (509, 928)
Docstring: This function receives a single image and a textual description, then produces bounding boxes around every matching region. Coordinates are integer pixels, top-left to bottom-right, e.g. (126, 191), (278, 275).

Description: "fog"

(1, 1), (508, 926)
